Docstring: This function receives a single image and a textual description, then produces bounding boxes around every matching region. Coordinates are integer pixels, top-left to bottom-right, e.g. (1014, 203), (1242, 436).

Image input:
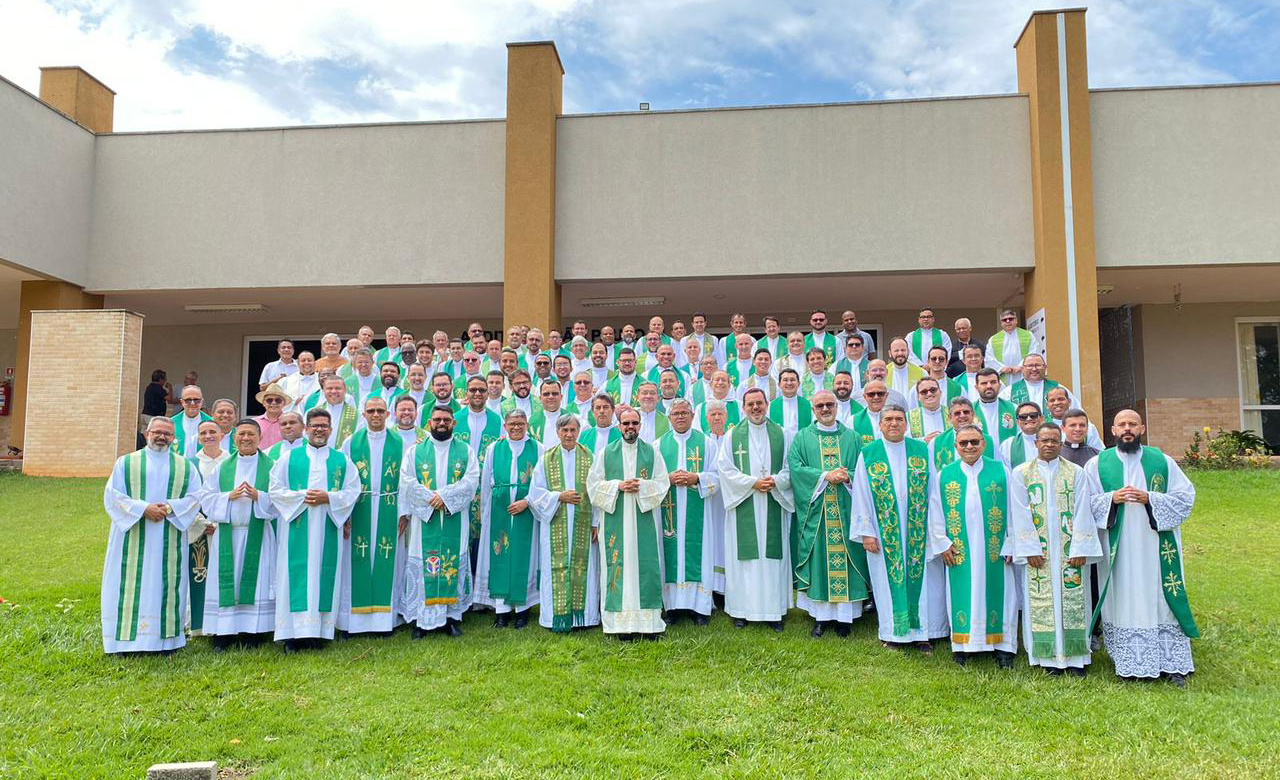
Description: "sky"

(0, 0), (1275, 131)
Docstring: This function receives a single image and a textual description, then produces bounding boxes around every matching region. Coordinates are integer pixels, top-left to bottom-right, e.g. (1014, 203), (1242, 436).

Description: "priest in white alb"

(656, 400), (719, 624)
(474, 410), (541, 628)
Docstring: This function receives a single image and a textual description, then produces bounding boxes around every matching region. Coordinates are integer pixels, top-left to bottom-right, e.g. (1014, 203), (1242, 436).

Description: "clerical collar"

(308, 443), (328, 452)
(469, 407), (486, 415)
(1037, 456), (1060, 469)
(509, 437), (526, 449)
(816, 422), (838, 432)
(367, 429), (386, 439)
(782, 394), (797, 402)
(432, 437), (453, 446)
(148, 446), (171, 457)
(396, 426), (415, 434)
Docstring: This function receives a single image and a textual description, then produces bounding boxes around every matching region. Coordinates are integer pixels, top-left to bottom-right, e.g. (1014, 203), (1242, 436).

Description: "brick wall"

(22, 310), (143, 477)
(1141, 396), (1239, 458)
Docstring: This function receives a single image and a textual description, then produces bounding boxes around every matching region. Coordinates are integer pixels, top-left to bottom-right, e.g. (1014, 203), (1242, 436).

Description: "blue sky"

(1, 0), (1275, 130)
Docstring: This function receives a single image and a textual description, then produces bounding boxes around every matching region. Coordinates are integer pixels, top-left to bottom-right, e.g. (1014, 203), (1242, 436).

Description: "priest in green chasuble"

(199, 418), (279, 648)
(102, 417), (205, 654)
(474, 410), (541, 627)
(397, 405), (481, 638)
(788, 391), (868, 637)
(529, 414), (601, 632)
(716, 388), (796, 632)
(929, 425), (1038, 667)
(852, 404), (952, 651)
(586, 408), (671, 639)
(337, 397), (408, 636)
(267, 408), (361, 651)
(656, 400), (719, 623)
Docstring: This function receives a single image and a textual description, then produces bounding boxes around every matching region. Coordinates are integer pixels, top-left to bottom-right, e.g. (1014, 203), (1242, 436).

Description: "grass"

(1, 469), (1278, 779)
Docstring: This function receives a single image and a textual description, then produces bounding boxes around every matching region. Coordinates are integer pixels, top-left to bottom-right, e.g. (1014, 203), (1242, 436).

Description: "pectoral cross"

(378, 537), (394, 559)
(354, 536), (369, 557)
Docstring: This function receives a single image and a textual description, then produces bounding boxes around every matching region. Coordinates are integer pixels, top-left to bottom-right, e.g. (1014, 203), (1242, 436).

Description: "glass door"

(1237, 320), (1280, 453)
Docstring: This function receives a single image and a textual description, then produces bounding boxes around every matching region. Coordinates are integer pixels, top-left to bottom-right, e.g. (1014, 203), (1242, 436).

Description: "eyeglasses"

(467, 388), (486, 393)
(574, 380), (592, 385)
(957, 440), (983, 448)
(182, 398), (203, 404)
(1017, 413), (1042, 421)
(1001, 316), (1017, 322)
(264, 398), (284, 405)
(464, 358), (479, 363)
(865, 391), (886, 398)
(919, 388), (938, 395)
(813, 402), (835, 410)
(366, 409), (388, 415)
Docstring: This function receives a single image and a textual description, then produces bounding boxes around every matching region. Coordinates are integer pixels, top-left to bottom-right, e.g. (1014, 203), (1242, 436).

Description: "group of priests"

(105, 309), (1199, 686)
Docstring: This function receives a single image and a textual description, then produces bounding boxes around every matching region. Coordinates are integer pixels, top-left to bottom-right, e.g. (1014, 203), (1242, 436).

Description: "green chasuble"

(543, 444), (594, 632)
(1015, 457), (1089, 658)
(1092, 447), (1197, 638)
(938, 458), (1009, 647)
(487, 438), (541, 605)
(215, 451), (276, 611)
(284, 446), (347, 613)
(603, 373), (644, 408)
(168, 411), (213, 455)
(975, 399), (1018, 442)
(116, 451), (194, 642)
(346, 429), (403, 614)
(788, 423), (868, 603)
(601, 439), (664, 611)
(804, 333), (838, 367)
(728, 419), (786, 561)
(579, 425), (621, 454)
(645, 410), (670, 440)
(697, 399), (740, 432)
(657, 430), (708, 584)
(884, 362), (927, 393)
(768, 395), (813, 430)
(932, 428), (998, 471)
(860, 437), (932, 636)
(412, 437), (472, 605)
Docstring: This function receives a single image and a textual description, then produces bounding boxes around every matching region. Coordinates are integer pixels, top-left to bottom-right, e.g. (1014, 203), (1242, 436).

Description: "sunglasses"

(366, 409), (388, 414)
(865, 391), (886, 398)
(813, 402), (835, 410)
(182, 398), (203, 404)
(919, 388), (939, 395)
(264, 398), (284, 405)
(1001, 317), (1017, 322)
(957, 440), (983, 448)
(574, 380), (592, 385)
(1017, 413), (1042, 421)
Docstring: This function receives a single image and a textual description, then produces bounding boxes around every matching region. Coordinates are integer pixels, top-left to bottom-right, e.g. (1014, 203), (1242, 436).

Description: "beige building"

(1, 8), (1277, 475)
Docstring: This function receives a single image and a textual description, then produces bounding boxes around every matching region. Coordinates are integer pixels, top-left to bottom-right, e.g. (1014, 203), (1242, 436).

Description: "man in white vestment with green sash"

(578, 394), (622, 459)
(170, 384), (212, 457)
(268, 408), (361, 652)
(474, 410), (541, 628)
(906, 377), (951, 443)
(930, 425), (1036, 668)
(686, 355), (719, 407)
(849, 380), (892, 446)
(769, 368), (812, 435)
(701, 402), (732, 598)
(973, 368), (1017, 444)
(884, 338), (928, 396)
(634, 382), (669, 444)
(337, 398), (407, 636)
(738, 348), (778, 403)
(695, 371), (741, 433)
(343, 349), (379, 409)
(306, 375), (359, 449)
(200, 418), (278, 649)
(398, 405), (481, 638)
(725, 333), (756, 388)
(587, 407), (672, 640)
(773, 332), (808, 377)
(391, 396), (428, 446)
(657, 400), (719, 624)
(264, 411), (305, 461)
(752, 316), (784, 363)
(834, 334), (870, 394)
(187, 419), (226, 635)
(372, 326), (402, 366)
(798, 348), (835, 399)
(852, 404), (952, 652)
(102, 417), (204, 655)
(717, 388), (795, 632)
(999, 353), (1080, 411)
(681, 313), (719, 369)
(529, 414), (601, 632)
(789, 391), (868, 638)
(905, 308), (952, 367)
(500, 370), (535, 421)
(909, 347), (967, 410)
(717, 313), (750, 368)
(804, 310), (838, 368)
(1084, 410), (1198, 686)
(369, 362), (405, 409)
(603, 348), (643, 409)
(999, 402), (1044, 468)
(930, 398), (998, 472)
(986, 309), (1042, 384)
(1012, 423), (1101, 675)
(1045, 387), (1105, 451)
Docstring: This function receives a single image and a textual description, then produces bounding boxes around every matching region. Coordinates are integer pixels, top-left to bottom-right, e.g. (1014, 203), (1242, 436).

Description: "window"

(1236, 319), (1280, 453)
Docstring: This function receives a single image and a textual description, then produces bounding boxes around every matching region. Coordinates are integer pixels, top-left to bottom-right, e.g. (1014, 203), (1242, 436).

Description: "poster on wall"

(1026, 308), (1047, 364)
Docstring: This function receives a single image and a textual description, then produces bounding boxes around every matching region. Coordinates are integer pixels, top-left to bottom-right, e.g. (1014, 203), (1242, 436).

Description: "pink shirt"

(252, 413), (283, 448)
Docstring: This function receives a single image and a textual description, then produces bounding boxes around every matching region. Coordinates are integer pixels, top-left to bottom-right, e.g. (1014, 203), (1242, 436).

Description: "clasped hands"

(669, 469), (699, 487)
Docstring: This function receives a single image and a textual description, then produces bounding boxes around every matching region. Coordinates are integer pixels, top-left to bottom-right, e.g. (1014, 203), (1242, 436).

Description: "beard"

(834, 389), (851, 401)
(382, 378), (398, 388)
(1117, 434), (1141, 453)
(430, 427), (452, 441)
(892, 356), (907, 366)
(621, 429), (638, 443)
(147, 440), (170, 452)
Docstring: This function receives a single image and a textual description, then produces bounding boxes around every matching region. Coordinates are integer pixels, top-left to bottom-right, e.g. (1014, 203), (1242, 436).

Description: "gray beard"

(147, 442), (169, 452)
(1117, 437), (1141, 454)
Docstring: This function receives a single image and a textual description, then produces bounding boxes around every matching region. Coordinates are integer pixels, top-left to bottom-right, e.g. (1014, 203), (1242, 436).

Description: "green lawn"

(1, 470), (1278, 779)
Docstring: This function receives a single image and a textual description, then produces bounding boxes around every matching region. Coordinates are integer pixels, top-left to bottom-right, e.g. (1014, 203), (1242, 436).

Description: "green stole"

(645, 410), (670, 440)
(729, 420), (785, 560)
(305, 398), (358, 448)
(908, 407), (951, 439)
(768, 395), (812, 430)
(861, 438), (931, 636)
(1009, 434), (1033, 468)
(168, 411), (213, 455)
(851, 409), (877, 447)
(487, 438), (541, 605)
(835, 356), (868, 383)
(285, 446), (347, 613)
(451, 373), (485, 402)
(343, 373), (375, 405)
(544, 444), (594, 631)
(799, 371), (831, 399)
(657, 430), (707, 584)
(1009, 378), (1061, 408)
(688, 379), (709, 406)
(215, 452), (275, 610)
(939, 459), (1008, 646)
(932, 428), (998, 471)
(601, 439), (663, 611)
(1092, 447), (1197, 638)
(413, 437), (472, 604)
(788, 424), (867, 603)
(579, 425), (621, 455)
(990, 329), (1033, 364)
(116, 451), (193, 642)
(909, 328), (943, 362)
(265, 440), (300, 460)
(604, 373), (643, 407)
(804, 333), (837, 366)
(698, 399), (740, 432)
(976, 399), (1017, 442)
(453, 407), (503, 539)
(346, 429), (404, 613)
(726, 359), (751, 388)
(1016, 458), (1088, 658)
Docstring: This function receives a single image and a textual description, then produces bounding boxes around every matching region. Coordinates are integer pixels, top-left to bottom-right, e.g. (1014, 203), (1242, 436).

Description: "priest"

(475, 410), (541, 627)
(715, 388), (795, 632)
(930, 397), (998, 471)
(769, 368), (813, 435)
(788, 390), (867, 637)
(268, 408), (362, 652)
(101, 417), (205, 655)
(579, 394), (622, 458)
(587, 407), (671, 640)
(905, 308), (952, 367)
(656, 400), (719, 624)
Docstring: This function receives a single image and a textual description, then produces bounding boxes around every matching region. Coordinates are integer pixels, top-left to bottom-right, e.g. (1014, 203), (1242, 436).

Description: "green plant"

(1184, 426), (1274, 468)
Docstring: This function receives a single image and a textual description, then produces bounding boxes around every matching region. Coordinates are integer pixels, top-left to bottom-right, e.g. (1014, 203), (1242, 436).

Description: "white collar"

(816, 422), (838, 432)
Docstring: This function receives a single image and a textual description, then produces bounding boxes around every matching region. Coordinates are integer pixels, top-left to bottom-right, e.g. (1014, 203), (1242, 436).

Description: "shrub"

(1184, 427), (1274, 469)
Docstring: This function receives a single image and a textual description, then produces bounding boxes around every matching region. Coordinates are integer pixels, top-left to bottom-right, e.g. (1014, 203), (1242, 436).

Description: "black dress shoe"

(494, 612), (511, 628)
(642, 632), (662, 641)
(513, 613), (528, 629)
(953, 652), (968, 666)
(995, 651), (1015, 670)
(733, 618), (747, 629)
(411, 627), (430, 640)
(662, 610), (677, 624)
(1166, 672), (1187, 688)
(771, 621), (784, 633)
(444, 619), (463, 638)
(1044, 666), (1065, 676)
(617, 633), (636, 642)
(694, 614), (709, 626)
(915, 641), (933, 655)
(833, 623), (850, 638)
(810, 621), (826, 638)
(1066, 666), (1087, 678)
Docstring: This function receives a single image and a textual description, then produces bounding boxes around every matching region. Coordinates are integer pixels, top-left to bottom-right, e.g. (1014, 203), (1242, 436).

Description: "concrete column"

(22, 309), (142, 477)
(39, 66), (115, 133)
(1014, 9), (1103, 423)
(502, 42), (563, 335)
(11, 281), (103, 450)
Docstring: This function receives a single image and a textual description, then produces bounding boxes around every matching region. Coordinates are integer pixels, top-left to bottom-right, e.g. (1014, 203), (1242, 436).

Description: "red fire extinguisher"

(0, 378), (10, 416)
